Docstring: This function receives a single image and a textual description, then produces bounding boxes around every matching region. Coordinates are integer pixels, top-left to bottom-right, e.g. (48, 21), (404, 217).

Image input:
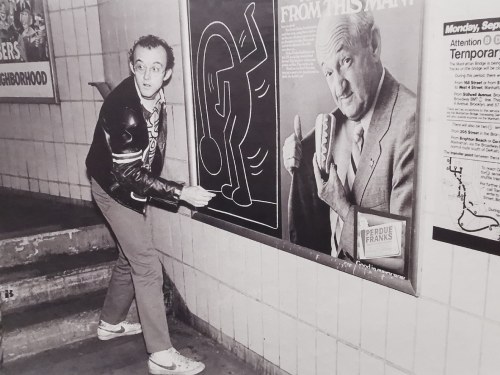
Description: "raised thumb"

(294, 114), (302, 141)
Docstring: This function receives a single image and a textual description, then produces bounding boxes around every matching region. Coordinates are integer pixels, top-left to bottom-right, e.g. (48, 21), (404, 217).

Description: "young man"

(86, 35), (214, 375)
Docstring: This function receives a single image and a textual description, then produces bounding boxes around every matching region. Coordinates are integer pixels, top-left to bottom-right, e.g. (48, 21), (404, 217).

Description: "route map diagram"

(445, 157), (500, 239)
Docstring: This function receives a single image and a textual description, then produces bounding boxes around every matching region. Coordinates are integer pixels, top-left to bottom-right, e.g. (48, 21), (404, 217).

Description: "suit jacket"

(289, 70), (416, 258)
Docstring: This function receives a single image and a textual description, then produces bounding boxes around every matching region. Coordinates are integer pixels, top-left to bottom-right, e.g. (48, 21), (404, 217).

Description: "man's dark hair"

(129, 35), (175, 71)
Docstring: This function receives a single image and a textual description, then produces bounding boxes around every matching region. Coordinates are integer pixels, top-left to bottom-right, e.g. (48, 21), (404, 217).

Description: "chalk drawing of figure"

(196, 2), (268, 207)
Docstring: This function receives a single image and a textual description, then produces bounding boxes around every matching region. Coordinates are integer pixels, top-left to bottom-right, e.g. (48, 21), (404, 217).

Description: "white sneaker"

(148, 348), (205, 375)
(97, 320), (142, 341)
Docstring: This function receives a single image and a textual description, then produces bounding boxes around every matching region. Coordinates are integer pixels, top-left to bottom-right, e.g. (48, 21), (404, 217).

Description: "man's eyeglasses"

(133, 63), (165, 76)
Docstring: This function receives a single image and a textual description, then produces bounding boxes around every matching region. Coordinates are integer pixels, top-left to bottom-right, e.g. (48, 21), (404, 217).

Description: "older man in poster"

(283, 6), (416, 274)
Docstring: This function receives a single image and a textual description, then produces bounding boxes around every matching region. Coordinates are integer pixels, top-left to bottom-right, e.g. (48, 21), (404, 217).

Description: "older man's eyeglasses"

(133, 63), (164, 76)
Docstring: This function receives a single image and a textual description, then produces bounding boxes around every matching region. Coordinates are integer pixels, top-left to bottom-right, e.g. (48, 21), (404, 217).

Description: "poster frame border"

(179, 0), (421, 296)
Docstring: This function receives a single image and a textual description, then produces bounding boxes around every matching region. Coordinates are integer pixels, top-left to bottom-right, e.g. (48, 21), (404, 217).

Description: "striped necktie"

(346, 122), (364, 191)
(333, 122), (364, 255)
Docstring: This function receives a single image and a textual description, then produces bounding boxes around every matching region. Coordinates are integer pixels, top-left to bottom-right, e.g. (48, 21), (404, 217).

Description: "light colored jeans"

(91, 179), (172, 353)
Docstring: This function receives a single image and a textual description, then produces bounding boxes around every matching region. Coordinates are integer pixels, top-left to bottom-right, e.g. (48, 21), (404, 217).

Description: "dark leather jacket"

(86, 76), (184, 214)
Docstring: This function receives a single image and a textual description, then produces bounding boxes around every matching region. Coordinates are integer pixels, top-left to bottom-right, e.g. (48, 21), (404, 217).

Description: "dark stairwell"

(0, 188), (260, 375)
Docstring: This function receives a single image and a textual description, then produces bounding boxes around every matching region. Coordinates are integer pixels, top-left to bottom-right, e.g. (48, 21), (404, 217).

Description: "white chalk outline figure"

(196, 2), (268, 207)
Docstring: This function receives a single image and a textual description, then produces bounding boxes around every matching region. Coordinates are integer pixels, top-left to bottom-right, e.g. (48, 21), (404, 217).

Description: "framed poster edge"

(0, 0), (60, 104)
(192, 211), (417, 295)
(0, 96), (59, 104)
(179, 0), (198, 186)
(43, 0), (60, 104)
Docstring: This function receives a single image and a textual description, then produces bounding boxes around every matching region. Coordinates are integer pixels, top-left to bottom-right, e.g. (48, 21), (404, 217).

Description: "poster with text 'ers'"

(0, 0), (58, 102)
(433, 17), (500, 254)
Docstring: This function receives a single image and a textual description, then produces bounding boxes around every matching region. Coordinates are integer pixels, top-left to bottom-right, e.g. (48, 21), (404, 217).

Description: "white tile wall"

(201, 225), (218, 278)
(216, 229), (233, 286)
(50, 105), (65, 143)
(183, 264), (196, 314)
(73, 8), (90, 55)
(386, 291), (417, 370)
(485, 255), (500, 323)
(55, 57), (70, 100)
(480, 321), (500, 375)
(167, 212), (183, 261)
(72, 102), (87, 144)
(261, 245), (280, 309)
(4, 1), (500, 375)
(194, 270), (209, 322)
(414, 299), (448, 375)
(262, 303), (280, 366)
(360, 353), (384, 375)
(385, 365), (409, 375)
(0, 1), (104, 198)
(59, 183), (70, 198)
(68, 57), (83, 100)
(229, 234), (246, 293)
(316, 263), (339, 337)
(49, 11), (65, 57)
(65, 144), (80, 185)
(47, 0), (60, 12)
(219, 282), (235, 339)
(450, 246), (489, 316)
(360, 281), (389, 358)
(233, 292), (249, 347)
(39, 105), (53, 142)
(245, 240), (262, 301)
(61, 9), (78, 56)
(78, 55), (94, 101)
(279, 312), (298, 375)
(83, 101), (97, 143)
(297, 321), (316, 375)
(446, 310), (482, 375)
(29, 104), (41, 141)
(205, 277), (220, 333)
(337, 273), (362, 346)
(191, 219), (207, 273)
(279, 250), (298, 317)
(419, 239), (453, 303)
(247, 297), (264, 356)
(172, 259), (185, 302)
(337, 343), (359, 375)
(316, 331), (337, 375)
(180, 214), (194, 266)
(297, 259), (317, 327)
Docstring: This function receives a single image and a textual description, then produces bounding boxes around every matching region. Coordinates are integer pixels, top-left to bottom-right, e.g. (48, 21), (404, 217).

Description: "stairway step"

(0, 248), (118, 313)
(2, 289), (139, 364)
(2, 289), (106, 364)
(0, 224), (115, 270)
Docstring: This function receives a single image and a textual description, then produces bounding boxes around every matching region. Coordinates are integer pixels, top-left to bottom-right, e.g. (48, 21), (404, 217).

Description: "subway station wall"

(0, 0), (103, 200)
(1, 1), (500, 375)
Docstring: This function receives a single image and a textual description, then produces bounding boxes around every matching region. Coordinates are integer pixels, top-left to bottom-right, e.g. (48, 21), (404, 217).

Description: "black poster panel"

(188, 0), (280, 237)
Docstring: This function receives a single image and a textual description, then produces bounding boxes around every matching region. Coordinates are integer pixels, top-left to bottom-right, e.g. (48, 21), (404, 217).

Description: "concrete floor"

(3, 316), (260, 375)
